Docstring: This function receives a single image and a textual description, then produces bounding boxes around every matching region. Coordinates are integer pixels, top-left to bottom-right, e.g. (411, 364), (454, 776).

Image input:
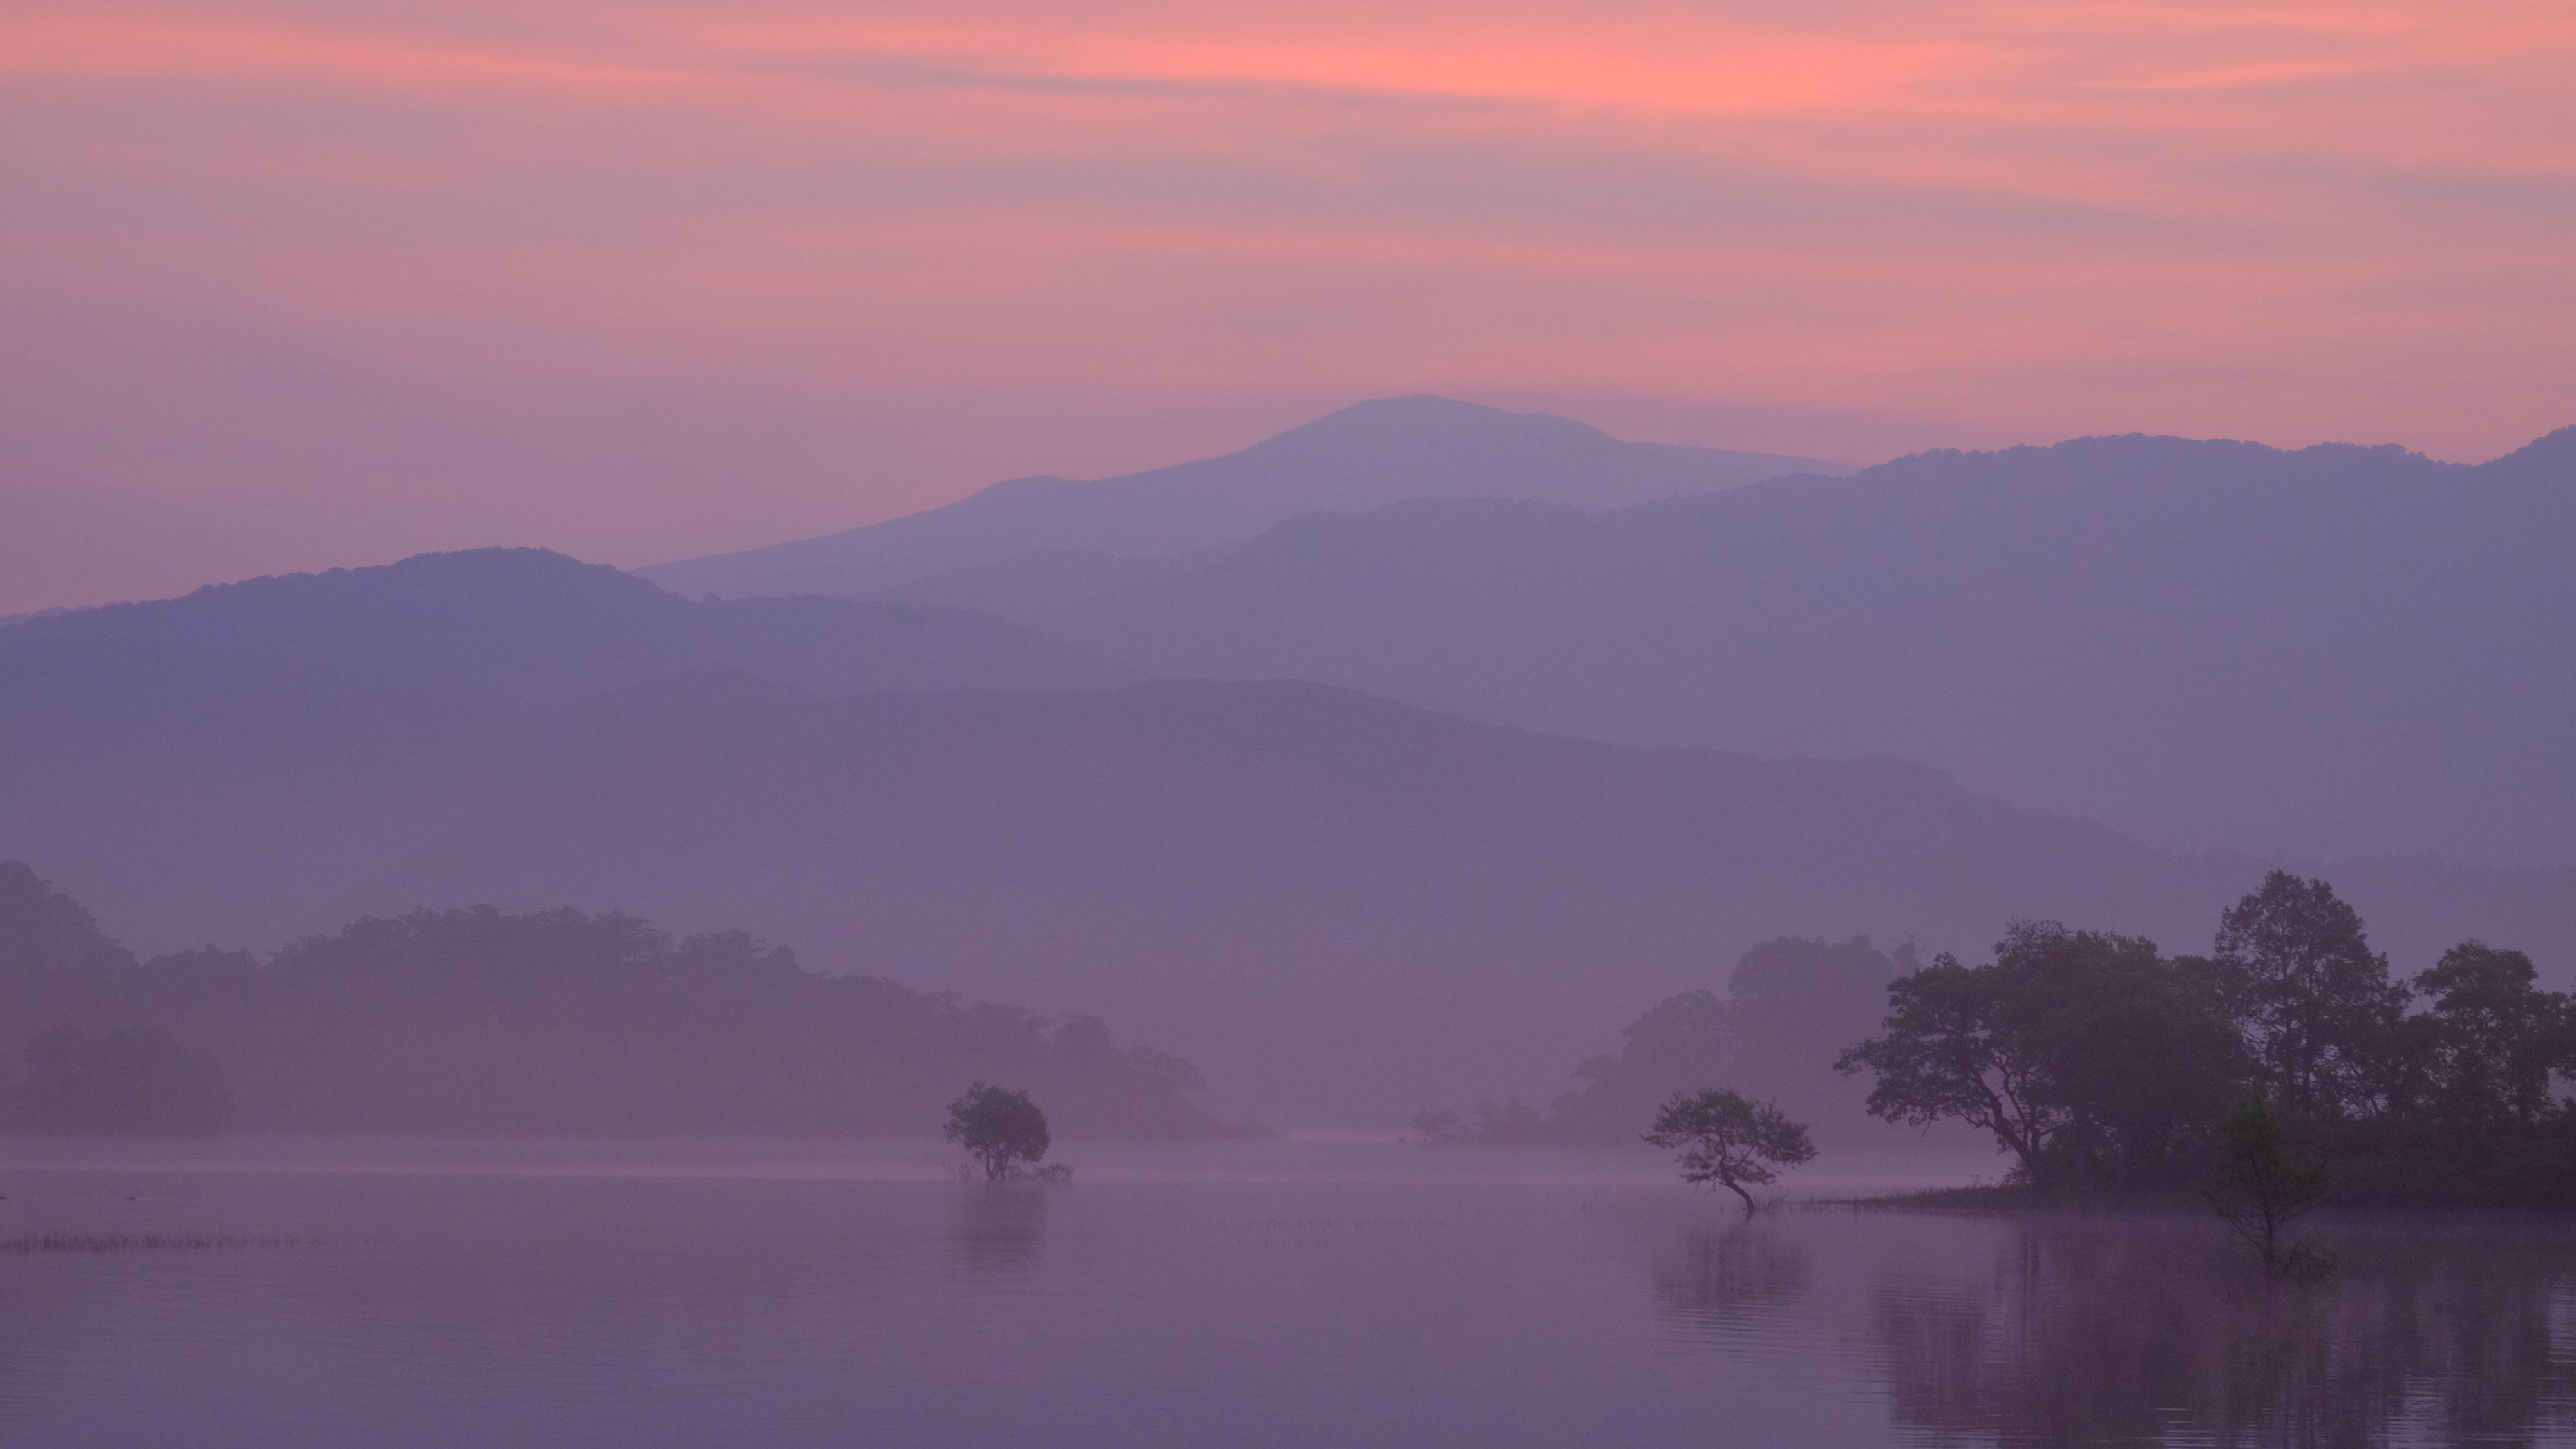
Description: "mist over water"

(0, 1137), (2567, 1449)
(10, 0), (2573, 1432)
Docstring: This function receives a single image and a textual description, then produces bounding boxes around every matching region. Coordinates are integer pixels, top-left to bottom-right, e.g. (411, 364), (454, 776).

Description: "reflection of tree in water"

(943, 1184), (1049, 1282)
(1866, 1217), (2576, 1447)
(1647, 1222), (1812, 1340)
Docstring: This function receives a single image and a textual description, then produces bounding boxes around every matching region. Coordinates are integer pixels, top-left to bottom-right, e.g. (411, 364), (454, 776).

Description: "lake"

(3, 1136), (2573, 1447)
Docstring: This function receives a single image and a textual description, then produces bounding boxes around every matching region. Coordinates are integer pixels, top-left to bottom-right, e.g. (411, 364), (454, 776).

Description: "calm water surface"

(2, 1136), (2572, 1448)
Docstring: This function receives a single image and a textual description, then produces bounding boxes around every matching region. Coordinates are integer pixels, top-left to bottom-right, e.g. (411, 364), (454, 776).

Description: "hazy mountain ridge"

(2, 547), (1134, 705)
(1001, 426), (2576, 866)
(0, 862), (1224, 1137)
(408, 677), (2576, 1118)
(0, 546), (1137, 951)
(5, 638), (2567, 1121)
(638, 395), (1846, 600)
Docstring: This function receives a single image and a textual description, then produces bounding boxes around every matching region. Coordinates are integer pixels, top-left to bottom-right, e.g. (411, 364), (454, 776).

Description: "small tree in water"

(1643, 1087), (1817, 1214)
(2204, 1094), (2337, 1283)
(945, 1082), (1052, 1181)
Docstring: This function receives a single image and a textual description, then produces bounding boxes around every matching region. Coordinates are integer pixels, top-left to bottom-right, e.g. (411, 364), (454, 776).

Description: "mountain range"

(914, 425), (2576, 866)
(3, 546), (2569, 1122)
(7, 397), (2573, 1122)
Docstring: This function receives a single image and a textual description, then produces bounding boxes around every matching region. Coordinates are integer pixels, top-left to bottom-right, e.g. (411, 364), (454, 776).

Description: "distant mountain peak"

(1249, 395), (1616, 453)
(639, 397), (1846, 601)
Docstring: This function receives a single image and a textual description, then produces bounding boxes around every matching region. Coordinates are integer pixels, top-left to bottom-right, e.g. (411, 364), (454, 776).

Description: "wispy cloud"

(3, 0), (2571, 607)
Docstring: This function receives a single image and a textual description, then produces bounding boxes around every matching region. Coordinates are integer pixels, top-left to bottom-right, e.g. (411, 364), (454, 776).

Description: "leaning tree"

(1643, 1087), (1817, 1214)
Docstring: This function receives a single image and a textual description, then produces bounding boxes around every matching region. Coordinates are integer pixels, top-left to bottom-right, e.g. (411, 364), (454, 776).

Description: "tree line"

(0, 861), (1222, 1139)
(1837, 871), (2576, 1204)
(1425, 872), (2573, 1209)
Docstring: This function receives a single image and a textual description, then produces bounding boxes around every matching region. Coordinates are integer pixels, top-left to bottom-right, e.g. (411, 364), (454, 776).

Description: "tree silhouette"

(1837, 950), (2066, 1184)
(2409, 942), (2566, 1130)
(1643, 1086), (1817, 1213)
(945, 1081), (1052, 1180)
(1839, 923), (2244, 1190)
(2212, 873), (2409, 1125)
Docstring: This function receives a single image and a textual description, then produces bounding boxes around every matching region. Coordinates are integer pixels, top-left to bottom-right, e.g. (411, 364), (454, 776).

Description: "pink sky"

(5, 0), (2572, 611)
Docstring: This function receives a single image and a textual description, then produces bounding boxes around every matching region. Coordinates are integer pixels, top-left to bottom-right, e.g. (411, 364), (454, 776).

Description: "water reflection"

(942, 1184), (1050, 1281)
(1853, 1213), (2576, 1447)
(1647, 1222), (1812, 1340)
(11, 1144), (2576, 1448)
